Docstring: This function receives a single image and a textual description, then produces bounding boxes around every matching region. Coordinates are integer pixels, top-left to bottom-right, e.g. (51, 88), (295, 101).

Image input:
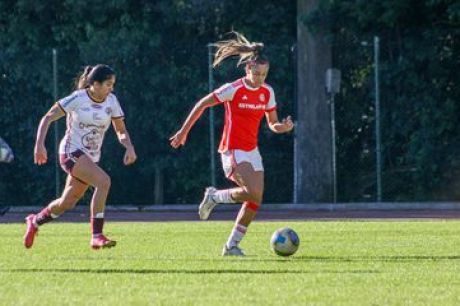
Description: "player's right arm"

(169, 93), (219, 149)
(34, 103), (65, 165)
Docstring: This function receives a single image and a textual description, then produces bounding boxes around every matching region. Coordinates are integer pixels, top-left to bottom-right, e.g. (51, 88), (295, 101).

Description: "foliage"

(304, 0), (460, 201)
(0, 0), (295, 205)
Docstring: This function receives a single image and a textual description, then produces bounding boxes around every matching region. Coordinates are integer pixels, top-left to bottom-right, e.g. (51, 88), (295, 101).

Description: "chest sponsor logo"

(82, 129), (102, 152)
(79, 122), (106, 130)
(238, 103), (266, 110)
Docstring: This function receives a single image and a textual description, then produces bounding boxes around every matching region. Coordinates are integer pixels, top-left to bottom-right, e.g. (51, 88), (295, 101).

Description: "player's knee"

(253, 192), (263, 203)
(244, 186), (263, 203)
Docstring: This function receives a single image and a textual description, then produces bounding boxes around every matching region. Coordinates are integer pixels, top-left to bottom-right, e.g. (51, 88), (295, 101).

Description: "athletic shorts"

(221, 148), (264, 180)
(59, 149), (85, 175)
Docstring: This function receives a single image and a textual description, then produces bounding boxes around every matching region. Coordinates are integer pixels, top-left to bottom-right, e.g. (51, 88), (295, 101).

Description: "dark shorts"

(59, 149), (85, 175)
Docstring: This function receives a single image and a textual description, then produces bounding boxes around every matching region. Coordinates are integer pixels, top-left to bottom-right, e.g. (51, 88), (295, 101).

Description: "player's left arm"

(265, 110), (294, 134)
(112, 117), (137, 165)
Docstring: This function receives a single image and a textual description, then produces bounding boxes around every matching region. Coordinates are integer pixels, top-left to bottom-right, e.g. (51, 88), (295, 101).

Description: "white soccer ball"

(270, 227), (300, 257)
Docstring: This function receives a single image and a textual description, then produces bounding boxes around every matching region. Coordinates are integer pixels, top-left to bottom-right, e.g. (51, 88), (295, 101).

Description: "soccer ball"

(270, 227), (300, 257)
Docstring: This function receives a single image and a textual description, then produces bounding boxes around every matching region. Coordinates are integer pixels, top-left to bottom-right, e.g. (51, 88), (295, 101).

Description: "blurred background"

(0, 0), (458, 206)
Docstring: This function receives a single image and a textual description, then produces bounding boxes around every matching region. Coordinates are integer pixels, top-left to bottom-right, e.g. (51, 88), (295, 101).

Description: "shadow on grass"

(52, 255), (460, 263)
(1, 268), (379, 274)
(245, 255), (460, 263)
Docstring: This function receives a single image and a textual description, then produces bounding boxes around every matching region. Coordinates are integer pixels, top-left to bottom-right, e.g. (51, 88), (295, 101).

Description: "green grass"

(0, 220), (459, 305)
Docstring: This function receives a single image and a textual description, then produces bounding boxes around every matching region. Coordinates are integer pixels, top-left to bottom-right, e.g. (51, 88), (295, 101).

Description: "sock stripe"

(245, 201), (260, 211)
(227, 224), (247, 248)
(235, 224), (247, 234)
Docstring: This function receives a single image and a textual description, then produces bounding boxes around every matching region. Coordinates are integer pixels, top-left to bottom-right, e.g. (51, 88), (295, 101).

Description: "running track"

(1, 208), (460, 223)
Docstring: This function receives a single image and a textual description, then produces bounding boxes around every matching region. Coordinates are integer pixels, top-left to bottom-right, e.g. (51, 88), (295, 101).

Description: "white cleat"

(222, 244), (245, 256)
(198, 187), (217, 220)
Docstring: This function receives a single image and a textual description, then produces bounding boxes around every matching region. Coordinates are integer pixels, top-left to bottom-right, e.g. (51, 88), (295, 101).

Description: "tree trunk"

(295, 0), (333, 202)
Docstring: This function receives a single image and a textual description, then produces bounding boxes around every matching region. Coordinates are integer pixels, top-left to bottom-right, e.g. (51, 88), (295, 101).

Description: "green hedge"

(305, 0), (459, 201)
(0, 1), (295, 205)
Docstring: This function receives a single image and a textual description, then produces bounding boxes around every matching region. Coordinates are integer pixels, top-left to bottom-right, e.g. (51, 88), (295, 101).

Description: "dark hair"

(75, 64), (115, 89)
(212, 31), (268, 68)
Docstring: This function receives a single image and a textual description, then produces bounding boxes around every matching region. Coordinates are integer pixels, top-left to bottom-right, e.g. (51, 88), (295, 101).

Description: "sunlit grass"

(0, 221), (459, 305)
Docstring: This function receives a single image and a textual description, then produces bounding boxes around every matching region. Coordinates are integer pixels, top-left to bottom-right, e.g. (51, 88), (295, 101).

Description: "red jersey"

(213, 78), (277, 152)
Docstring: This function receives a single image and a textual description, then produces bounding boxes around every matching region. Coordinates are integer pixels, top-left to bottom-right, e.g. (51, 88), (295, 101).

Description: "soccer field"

(0, 220), (459, 305)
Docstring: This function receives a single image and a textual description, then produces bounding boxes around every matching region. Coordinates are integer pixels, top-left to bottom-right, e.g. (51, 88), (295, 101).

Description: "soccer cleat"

(222, 244), (245, 256)
(23, 214), (38, 249)
(91, 235), (117, 250)
(198, 187), (217, 220)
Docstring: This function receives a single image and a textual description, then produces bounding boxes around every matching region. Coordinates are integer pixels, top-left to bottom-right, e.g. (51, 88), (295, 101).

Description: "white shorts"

(221, 148), (264, 179)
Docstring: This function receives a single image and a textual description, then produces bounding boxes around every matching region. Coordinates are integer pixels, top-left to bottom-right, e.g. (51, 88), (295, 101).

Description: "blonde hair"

(212, 31), (268, 68)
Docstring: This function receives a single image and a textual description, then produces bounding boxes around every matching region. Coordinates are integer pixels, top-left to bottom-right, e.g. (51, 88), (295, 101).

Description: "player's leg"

(227, 162), (264, 205)
(48, 175), (89, 215)
(199, 149), (262, 220)
(24, 175), (88, 248)
(223, 162), (263, 256)
(198, 183), (260, 220)
(70, 154), (115, 249)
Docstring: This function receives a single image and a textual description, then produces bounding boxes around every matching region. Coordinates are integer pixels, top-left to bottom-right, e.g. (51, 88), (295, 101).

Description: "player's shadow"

(52, 254), (460, 264)
(2, 268), (380, 275)
(243, 255), (460, 263)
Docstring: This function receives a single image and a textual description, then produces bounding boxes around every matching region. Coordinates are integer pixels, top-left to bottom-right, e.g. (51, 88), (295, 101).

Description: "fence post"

(52, 48), (60, 197)
(154, 165), (164, 205)
(374, 36), (382, 202)
(207, 44), (216, 187)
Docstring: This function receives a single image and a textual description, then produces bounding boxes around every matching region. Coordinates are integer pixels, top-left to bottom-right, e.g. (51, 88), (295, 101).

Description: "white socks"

(212, 189), (236, 204)
(226, 224), (247, 248)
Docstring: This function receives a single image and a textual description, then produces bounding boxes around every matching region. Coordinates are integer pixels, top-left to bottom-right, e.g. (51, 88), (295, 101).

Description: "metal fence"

(1, 36), (458, 205)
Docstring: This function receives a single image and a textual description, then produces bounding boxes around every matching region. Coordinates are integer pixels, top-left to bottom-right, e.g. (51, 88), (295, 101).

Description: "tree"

(295, 0), (333, 202)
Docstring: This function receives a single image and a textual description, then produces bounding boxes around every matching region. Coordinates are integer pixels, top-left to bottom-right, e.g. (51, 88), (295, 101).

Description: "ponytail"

(75, 66), (93, 90)
(212, 31), (268, 68)
(74, 64), (115, 90)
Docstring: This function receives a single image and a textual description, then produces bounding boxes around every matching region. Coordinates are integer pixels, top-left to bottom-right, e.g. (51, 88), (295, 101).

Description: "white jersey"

(57, 89), (124, 162)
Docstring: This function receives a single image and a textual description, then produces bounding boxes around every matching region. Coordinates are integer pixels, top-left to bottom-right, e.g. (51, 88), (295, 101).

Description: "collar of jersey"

(86, 89), (106, 103)
(241, 78), (261, 91)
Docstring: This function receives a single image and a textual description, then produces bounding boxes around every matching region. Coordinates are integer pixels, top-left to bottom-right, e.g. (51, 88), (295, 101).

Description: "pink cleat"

(91, 235), (116, 250)
(23, 214), (38, 249)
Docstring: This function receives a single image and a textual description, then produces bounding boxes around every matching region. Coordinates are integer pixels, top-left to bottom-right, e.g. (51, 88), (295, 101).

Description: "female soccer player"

(24, 64), (137, 250)
(170, 32), (294, 256)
